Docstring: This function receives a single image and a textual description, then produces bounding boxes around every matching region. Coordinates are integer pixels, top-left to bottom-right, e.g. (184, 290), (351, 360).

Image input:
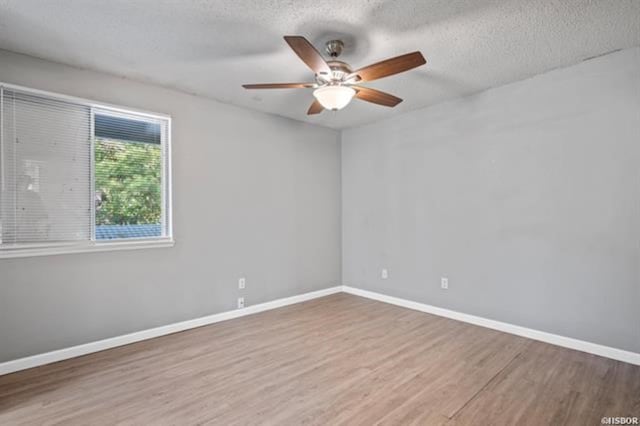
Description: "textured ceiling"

(0, 0), (639, 129)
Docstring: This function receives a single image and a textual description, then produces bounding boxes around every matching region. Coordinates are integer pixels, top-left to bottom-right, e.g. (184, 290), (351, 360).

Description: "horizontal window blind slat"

(95, 114), (161, 144)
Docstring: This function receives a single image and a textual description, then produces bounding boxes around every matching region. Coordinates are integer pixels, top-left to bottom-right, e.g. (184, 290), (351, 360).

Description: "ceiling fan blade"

(307, 99), (324, 115)
(354, 86), (403, 107)
(242, 83), (316, 89)
(348, 52), (426, 82)
(284, 36), (332, 75)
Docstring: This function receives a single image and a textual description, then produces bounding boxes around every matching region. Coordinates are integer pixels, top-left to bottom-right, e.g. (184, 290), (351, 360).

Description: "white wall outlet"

(238, 277), (246, 289)
(381, 269), (389, 279)
(441, 277), (449, 290)
(237, 297), (245, 309)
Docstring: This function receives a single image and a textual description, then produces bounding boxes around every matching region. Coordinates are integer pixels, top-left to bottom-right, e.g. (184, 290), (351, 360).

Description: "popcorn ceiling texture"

(0, 0), (638, 129)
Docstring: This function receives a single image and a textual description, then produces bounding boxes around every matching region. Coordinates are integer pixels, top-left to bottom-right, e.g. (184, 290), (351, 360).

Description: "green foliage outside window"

(94, 139), (162, 225)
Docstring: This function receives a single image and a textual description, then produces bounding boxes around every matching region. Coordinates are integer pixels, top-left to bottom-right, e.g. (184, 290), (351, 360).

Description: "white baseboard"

(342, 286), (640, 366)
(0, 286), (343, 376)
(2, 284), (637, 376)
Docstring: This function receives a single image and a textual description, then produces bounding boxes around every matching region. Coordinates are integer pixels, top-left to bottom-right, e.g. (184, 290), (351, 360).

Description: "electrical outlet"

(238, 277), (246, 289)
(381, 269), (389, 279)
(237, 297), (245, 309)
(441, 277), (449, 290)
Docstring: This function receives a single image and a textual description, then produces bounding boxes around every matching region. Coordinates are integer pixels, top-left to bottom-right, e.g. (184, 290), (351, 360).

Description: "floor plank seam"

(448, 352), (523, 420)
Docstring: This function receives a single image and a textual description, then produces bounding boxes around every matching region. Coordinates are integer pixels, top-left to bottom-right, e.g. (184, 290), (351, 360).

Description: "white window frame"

(0, 82), (174, 259)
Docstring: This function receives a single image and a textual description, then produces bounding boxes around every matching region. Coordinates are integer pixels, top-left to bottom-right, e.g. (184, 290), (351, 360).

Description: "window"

(0, 84), (172, 258)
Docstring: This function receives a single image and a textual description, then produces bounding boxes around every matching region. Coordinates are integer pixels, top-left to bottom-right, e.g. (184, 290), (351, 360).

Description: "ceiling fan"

(242, 36), (426, 115)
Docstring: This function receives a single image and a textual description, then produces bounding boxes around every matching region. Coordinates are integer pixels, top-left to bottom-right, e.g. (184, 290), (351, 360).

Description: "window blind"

(0, 87), (92, 246)
(0, 83), (172, 256)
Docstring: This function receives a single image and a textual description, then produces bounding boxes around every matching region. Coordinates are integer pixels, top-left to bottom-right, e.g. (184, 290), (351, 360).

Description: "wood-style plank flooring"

(1, 293), (638, 425)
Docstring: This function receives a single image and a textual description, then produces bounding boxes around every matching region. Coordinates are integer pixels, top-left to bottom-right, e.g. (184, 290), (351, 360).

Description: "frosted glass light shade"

(313, 86), (356, 111)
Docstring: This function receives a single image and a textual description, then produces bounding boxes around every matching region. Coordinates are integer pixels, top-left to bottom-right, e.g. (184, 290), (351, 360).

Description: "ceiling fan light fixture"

(313, 85), (356, 111)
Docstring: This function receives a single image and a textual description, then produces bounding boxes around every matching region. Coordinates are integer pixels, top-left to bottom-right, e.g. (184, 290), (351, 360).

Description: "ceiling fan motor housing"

(316, 60), (353, 84)
(314, 40), (354, 84)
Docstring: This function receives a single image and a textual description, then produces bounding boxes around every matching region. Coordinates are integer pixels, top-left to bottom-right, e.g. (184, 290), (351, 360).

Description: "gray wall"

(342, 47), (640, 353)
(0, 50), (341, 362)
(1, 46), (638, 363)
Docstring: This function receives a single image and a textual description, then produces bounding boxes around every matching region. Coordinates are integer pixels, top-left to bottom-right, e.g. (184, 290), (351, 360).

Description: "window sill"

(0, 238), (175, 259)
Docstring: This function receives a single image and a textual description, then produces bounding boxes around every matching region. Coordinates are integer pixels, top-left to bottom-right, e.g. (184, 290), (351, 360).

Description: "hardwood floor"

(1, 293), (638, 425)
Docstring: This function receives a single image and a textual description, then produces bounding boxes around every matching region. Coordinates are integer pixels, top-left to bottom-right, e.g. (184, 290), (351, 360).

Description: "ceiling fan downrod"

(325, 40), (344, 58)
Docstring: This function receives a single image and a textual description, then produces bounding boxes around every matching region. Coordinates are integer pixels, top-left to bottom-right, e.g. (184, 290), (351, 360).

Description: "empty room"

(0, 1), (639, 425)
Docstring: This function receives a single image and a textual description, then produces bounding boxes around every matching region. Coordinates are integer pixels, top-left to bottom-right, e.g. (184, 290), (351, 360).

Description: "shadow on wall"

(412, 69), (480, 99)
